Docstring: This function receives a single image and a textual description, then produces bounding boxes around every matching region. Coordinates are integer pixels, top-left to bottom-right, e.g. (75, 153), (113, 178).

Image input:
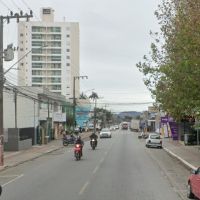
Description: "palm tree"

(79, 92), (87, 99)
(89, 92), (99, 133)
(89, 92), (99, 101)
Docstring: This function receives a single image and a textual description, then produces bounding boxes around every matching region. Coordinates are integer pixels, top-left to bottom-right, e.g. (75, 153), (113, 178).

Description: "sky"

(1, 0), (162, 113)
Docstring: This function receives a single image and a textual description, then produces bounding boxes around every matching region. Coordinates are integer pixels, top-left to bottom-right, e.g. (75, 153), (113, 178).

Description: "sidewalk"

(163, 138), (200, 170)
(0, 131), (92, 171)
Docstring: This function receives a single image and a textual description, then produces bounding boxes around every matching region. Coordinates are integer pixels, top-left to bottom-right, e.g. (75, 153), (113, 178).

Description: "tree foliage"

(89, 92), (99, 101)
(137, 0), (200, 120)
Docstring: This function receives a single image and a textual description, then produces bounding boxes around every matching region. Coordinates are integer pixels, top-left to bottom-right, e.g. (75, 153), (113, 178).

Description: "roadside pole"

(0, 17), (4, 166)
(0, 11), (33, 166)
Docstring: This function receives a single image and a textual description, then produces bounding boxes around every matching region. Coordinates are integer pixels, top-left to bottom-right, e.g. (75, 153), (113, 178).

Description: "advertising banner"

(169, 121), (179, 140)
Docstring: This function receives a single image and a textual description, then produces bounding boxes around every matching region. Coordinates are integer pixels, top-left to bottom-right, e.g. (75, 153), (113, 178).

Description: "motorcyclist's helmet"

(77, 135), (81, 140)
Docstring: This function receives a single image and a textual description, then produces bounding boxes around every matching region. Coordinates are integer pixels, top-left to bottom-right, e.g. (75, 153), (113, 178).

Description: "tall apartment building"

(17, 7), (80, 98)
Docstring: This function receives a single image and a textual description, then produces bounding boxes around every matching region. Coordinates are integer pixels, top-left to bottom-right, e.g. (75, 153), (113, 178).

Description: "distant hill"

(118, 111), (141, 119)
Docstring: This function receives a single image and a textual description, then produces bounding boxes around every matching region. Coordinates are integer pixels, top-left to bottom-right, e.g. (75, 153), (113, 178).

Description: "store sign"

(161, 116), (169, 123)
(53, 113), (66, 122)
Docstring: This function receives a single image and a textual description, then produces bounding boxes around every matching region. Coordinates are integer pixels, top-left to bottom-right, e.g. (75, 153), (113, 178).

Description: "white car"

(100, 128), (112, 138)
(145, 133), (162, 148)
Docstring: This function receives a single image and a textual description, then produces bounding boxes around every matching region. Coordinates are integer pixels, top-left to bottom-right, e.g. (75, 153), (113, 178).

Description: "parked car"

(145, 133), (162, 148)
(114, 125), (119, 129)
(138, 132), (148, 139)
(188, 167), (200, 199)
(110, 126), (115, 131)
(100, 128), (112, 138)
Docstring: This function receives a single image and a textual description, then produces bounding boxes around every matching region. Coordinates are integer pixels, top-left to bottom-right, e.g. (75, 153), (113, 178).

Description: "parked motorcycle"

(63, 136), (76, 146)
(90, 138), (97, 150)
(74, 144), (82, 160)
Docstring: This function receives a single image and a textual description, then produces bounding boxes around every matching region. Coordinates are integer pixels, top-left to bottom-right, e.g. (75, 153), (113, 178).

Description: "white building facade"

(17, 7), (80, 99)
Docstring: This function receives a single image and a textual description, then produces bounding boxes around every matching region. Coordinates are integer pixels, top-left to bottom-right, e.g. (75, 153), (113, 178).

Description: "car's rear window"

(102, 128), (109, 131)
(150, 135), (160, 139)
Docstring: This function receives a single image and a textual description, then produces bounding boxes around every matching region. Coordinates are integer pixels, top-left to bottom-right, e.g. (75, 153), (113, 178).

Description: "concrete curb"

(0, 133), (91, 172)
(163, 147), (197, 171)
(0, 146), (64, 172)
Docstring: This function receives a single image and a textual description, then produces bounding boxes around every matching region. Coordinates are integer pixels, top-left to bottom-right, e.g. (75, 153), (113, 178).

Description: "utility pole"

(0, 10), (33, 166)
(94, 98), (97, 133)
(14, 89), (17, 128)
(72, 76), (88, 133)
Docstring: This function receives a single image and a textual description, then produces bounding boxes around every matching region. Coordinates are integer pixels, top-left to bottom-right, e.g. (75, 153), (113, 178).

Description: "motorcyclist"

(75, 135), (84, 156)
(89, 132), (98, 147)
(70, 133), (75, 142)
(63, 132), (68, 140)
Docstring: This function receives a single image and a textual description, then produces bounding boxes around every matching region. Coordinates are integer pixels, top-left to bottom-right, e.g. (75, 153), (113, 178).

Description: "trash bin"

(44, 136), (49, 144)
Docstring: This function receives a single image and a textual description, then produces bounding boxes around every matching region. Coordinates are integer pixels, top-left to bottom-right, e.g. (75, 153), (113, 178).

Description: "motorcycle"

(63, 136), (76, 146)
(90, 138), (97, 150)
(74, 143), (82, 160)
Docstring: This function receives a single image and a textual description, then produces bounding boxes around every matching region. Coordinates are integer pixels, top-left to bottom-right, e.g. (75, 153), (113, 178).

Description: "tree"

(137, 0), (200, 120)
(89, 92), (99, 101)
(79, 92), (87, 99)
(89, 92), (99, 132)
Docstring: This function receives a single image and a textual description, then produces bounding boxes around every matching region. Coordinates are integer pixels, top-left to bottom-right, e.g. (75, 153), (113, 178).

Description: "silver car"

(100, 128), (112, 138)
(145, 133), (162, 148)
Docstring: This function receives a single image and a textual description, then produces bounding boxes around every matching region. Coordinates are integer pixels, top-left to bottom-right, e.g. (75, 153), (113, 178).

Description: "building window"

(51, 77), (61, 83)
(32, 26), (46, 32)
(32, 70), (42, 76)
(51, 63), (61, 69)
(32, 34), (43, 39)
(50, 41), (61, 47)
(32, 48), (42, 54)
(51, 34), (61, 40)
(32, 77), (43, 83)
(20, 33), (23, 37)
(67, 63), (70, 66)
(32, 41), (43, 47)
(32, 63), (43, 68)
(51, 56), (61, 61)
(51, 49), (61, 54)
(51, 70), (61, 76)
(51, 85), (61, 90)
(47, 27), (61, 32)
(66, 49), (70, 52)
(32, 56), (42, 61)
(66, 56), (70, 59)
(67, 34), (70, 38)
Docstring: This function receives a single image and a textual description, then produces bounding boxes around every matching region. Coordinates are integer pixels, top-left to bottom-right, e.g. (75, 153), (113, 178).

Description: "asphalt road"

(0, 130), (190, 200)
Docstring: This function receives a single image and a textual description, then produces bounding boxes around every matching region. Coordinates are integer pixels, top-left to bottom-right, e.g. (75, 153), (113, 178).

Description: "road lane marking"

(93, 166), (99, 174)
(2, 174), (24, 187)
(79, 181), (89, 195)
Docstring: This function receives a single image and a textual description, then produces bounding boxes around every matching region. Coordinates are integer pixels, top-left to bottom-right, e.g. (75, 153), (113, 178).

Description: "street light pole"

(73, 76), (88, 133)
